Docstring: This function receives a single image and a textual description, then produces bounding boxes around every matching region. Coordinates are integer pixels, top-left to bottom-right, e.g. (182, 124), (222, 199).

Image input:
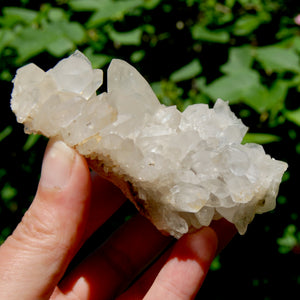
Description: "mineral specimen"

(11, 51), (288, 238)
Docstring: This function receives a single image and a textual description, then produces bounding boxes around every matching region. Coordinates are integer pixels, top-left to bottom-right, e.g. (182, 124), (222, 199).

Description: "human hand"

(0, 140), (236, 300)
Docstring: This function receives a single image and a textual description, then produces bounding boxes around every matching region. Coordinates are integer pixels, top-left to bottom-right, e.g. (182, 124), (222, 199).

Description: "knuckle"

(11, 204), (65, 255)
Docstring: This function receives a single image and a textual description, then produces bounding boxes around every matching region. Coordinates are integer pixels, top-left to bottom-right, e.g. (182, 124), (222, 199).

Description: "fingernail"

(40, 140), (75, 190)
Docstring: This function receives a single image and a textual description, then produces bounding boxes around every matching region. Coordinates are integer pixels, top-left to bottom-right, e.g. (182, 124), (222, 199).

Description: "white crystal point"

(108, 59), (161, 115)
(11, 63), (46, 123)
(48, 50), (103, 100)
(11, 51), (288, 238)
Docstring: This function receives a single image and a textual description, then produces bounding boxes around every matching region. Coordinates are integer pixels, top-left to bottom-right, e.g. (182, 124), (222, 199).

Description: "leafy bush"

(1, 0), (299, 298)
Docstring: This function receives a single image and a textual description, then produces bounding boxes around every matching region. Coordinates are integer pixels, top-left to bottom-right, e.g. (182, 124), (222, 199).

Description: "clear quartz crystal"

(11, 51), (288, 238)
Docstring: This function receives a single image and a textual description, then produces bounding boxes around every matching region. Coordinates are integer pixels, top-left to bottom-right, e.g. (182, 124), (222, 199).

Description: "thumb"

(0, 140), (91, 300)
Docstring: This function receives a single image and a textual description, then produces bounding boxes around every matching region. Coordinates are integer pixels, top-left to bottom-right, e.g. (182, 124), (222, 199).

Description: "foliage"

(0, 0), (299, 298)
(277, 224), (300, 254)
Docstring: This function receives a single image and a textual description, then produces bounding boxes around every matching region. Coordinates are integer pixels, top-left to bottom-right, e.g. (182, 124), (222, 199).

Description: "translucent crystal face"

(11, 51), (288, 238)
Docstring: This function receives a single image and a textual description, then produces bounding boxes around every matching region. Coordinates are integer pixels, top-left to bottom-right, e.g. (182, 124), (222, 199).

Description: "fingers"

(117, 241), (173, 300)
(57, 215), (172, 299)
(56, 219), (226, 300)
(0, 140), (92, 300)
(119, 219), (234, 300)
(123, 227), (218, 300)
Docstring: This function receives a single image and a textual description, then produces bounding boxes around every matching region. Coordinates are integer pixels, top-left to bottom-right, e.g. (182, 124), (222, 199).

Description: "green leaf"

(0, 126), (13, 142)
(242, 133), (281, 144)
(47, 7), (68, 22)
(285, 109), (300, 126)
(69, 0), (104, 11)
(277, 225), (300, 254)
(225, 0), (236, 8)
(255, 46), (300, 74)
(46, 36), (74, 57)
(291, 36), (300, 52)
(170, 59), (202, 82)
(45, 21), (86, 56)
(191, 25), (230, 43)
(59, 21), (86, 44)
(9, 26), (57, 62)
(0, 169), (6, 180)
(210, 255), (221, 271)
(143, 0), (162, 9)
(23, 134), (40, 151)
(242, 80), (288, 113)
(0, 70), (12, 81)
(2, 7), (38, 24)
(1, 183), (18, 201)
(242, 83), (269, 113)
(261, 80), (288, 112)
(0, 29), (15, 52)
(221, 45), (253, 74)
(130, 50), (145, 63)
(86, 0), (143, 27)
(9, 21), (86, 62)
(106, 26), (143, 46)
(198, 70), (260, 103)
(233, 14), (262, 36)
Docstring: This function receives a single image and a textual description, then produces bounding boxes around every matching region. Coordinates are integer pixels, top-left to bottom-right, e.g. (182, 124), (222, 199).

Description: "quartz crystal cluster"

(11, 51), (288, 238)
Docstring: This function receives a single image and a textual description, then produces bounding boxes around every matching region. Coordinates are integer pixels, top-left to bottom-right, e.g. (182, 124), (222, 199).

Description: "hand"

(0, 140), (236, 300)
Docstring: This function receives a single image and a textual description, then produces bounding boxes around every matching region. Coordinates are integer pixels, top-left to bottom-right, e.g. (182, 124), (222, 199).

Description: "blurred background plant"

(0, 0), (299, 298)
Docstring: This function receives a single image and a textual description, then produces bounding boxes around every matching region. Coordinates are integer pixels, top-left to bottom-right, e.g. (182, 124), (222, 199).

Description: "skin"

(0, 140), (236, 300)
